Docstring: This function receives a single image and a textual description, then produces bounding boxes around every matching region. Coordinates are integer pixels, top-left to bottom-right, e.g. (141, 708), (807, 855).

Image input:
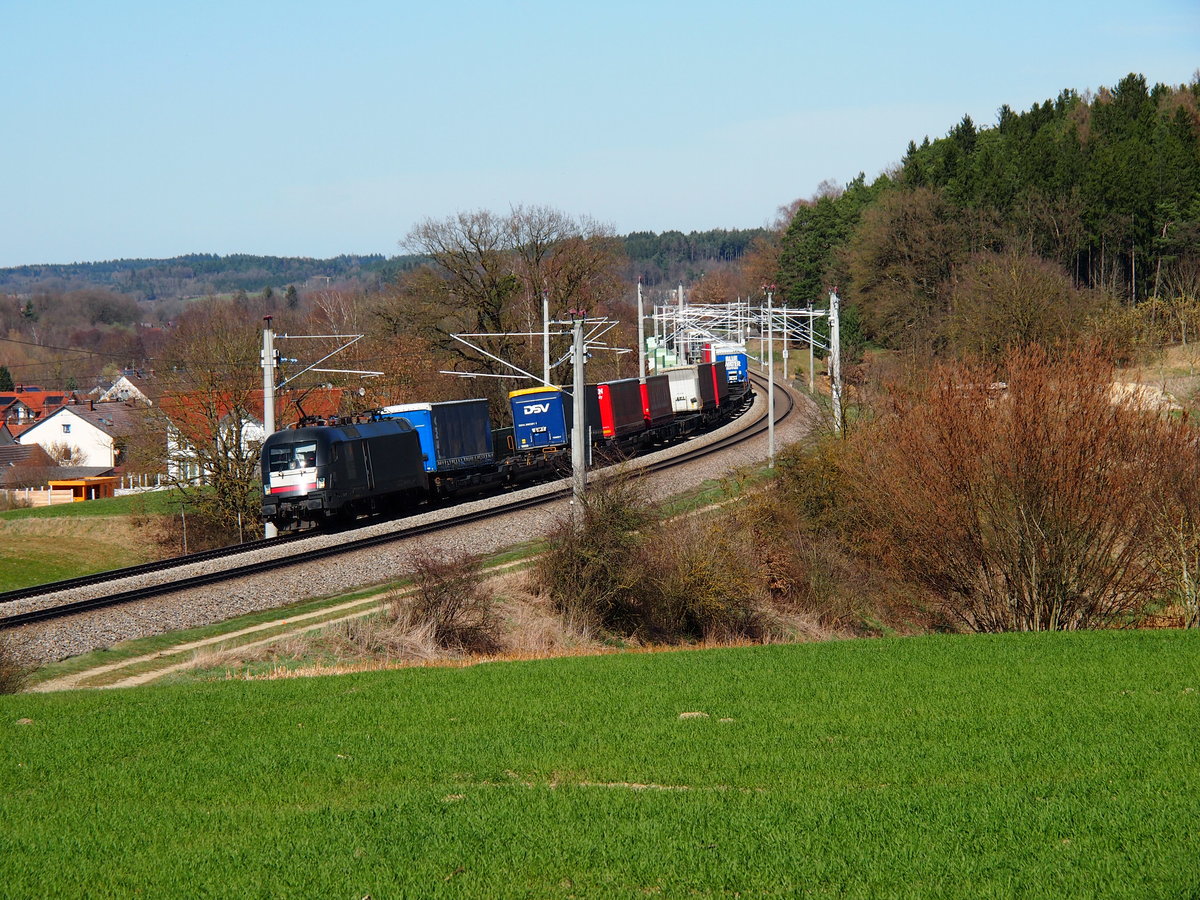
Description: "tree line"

(0, 254), (403, 303)
(774, 73), (1200, 362)
(0, 229), (767, 305)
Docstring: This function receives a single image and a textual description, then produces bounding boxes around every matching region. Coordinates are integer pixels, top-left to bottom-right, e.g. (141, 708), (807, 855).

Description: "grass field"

(2, 630), (1198, 897)
(0, 490), (195, 591)
(0, 514), (166, 592)
(0, 489), (183, 522)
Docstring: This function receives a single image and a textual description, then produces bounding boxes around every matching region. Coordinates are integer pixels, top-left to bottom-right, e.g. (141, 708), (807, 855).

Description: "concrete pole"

(781, 304), (790, 386)
(262, 316), (278, 538)
(767, 291), (775, 469)
(570, 317), (587, 519)
(758, 299), (765, 367)
(830, 291), (843, 434)
(542, 292), (551, 386)
(636, 281), (646, 381)
(808, 301), (815, 393)
(677, 282), (685, 363)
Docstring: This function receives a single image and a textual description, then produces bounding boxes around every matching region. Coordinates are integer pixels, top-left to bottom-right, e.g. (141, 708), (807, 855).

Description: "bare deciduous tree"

(45, 441), (85, 466)
(381, 206), (625, 392)
(843, 346), (1200, 631)
(154, 298), (263, 541)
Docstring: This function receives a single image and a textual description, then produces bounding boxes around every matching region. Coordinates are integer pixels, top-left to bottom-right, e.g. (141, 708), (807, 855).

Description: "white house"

(17, 402), (143, 468)
(98, 375), (154, 406)
(165, 414), (265, 484)
(160, 388), (342, 485)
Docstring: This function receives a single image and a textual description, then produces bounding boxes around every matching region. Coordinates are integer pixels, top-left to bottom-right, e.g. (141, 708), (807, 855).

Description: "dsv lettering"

(523, 403), (551, 415)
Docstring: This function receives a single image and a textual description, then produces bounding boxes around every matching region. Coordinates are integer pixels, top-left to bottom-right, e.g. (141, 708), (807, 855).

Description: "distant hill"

(0, 229), (769, 300)
(0, 253), (427, 301)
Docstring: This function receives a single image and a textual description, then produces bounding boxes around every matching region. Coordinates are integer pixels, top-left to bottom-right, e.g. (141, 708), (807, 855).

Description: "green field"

(3, 631), (1198, 897)
(0, 488), (185, 521)
(0, 489), (201, 592)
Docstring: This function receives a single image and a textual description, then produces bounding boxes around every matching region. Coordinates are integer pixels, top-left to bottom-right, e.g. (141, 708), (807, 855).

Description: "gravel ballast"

(6, 384), (816, 664)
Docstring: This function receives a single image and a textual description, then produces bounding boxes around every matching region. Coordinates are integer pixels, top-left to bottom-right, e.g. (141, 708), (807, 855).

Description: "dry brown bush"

(735, 441), (929, 634)
(535, 472), (776, 643)
(391, 550), (501, 654)
(534, 471), (656, 634)
(0, 492), (31, 512)
(633, 517), (771, 642)
(842, 345), (1200, 631)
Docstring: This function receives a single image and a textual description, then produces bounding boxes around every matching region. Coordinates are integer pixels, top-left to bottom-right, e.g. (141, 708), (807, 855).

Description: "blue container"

(509, 387), (570, 450)
(717, 352), (748, 384)
(378, 399), (494, 473)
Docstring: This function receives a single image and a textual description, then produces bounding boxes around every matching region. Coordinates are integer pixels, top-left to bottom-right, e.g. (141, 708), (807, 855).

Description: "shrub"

(841, 345), (1200, 631)
(535, 471), (655, 634)
(735, 440), (928, 634)
(536, 471), (771, 643)
(0, 491), (32, 512)
(393, 550), (501, 654)
(635, 517), (770, 642)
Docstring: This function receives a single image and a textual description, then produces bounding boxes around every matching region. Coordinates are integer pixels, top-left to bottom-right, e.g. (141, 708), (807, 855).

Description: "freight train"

(261, 351), (752, 531)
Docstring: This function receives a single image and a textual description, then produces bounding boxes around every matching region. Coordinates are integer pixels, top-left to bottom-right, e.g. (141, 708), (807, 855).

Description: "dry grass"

(390, 550), (502, 654)
(1124, 343), (1200, 406)
(179, 560), (848, 685)
(0, 514), (166, 591)
(492, 569), (596, 655)
(167, 484), (861, 686)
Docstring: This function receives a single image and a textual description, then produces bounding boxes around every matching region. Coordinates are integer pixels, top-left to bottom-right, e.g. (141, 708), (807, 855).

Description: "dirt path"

(31, 590), (393, 692)
(33, 559), (535, 691)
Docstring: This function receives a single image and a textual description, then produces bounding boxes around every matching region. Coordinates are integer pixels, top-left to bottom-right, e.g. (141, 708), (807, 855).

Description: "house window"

(62, 423), (71, 434)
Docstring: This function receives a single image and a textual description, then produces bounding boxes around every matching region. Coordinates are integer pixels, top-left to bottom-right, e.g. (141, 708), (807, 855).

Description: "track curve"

(2, 372), (798, 637)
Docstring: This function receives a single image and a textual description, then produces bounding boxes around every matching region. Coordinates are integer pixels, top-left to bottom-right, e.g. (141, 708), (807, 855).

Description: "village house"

(96, 373), (155, 406)
(0, 442), (58, 488)
(0, 388), (80, 440)
(161, 388), (343, 484)
(16, 401), (145, 469)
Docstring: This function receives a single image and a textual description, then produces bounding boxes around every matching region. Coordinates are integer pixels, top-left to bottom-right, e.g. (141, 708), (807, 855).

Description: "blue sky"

(2, 0), (1196, 267)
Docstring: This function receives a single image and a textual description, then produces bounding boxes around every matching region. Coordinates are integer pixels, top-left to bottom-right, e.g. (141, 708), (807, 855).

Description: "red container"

(711, 361), (730, 407)
(695, 363), (719, 411)
(640, 374), (674, 427)
(596, 378), (647, 438)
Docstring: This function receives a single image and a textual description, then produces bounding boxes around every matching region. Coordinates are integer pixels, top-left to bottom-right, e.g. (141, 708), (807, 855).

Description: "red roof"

(159, 388), (345, 442)
(1, 390), (79, 423)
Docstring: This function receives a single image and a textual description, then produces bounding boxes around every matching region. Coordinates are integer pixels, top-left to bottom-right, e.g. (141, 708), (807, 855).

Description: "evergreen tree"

(0, 365), (13, 391)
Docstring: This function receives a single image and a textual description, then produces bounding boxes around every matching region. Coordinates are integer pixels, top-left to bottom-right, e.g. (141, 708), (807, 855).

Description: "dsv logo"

(523, 403), (551, 415)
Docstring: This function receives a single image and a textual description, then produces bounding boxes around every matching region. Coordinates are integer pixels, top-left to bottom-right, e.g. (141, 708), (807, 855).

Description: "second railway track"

(2, 374), (800, 649)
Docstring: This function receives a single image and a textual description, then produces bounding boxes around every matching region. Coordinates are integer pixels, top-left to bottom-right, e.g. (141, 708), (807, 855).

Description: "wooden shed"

(47, 475), (119, 502)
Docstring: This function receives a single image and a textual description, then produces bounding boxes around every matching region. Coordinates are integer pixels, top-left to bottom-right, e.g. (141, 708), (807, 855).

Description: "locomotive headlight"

(316, 478), (326, 489)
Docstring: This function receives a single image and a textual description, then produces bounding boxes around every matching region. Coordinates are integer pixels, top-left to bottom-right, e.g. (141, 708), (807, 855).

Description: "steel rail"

(1, 376), (794, 630)
(0, 531), (313, 607)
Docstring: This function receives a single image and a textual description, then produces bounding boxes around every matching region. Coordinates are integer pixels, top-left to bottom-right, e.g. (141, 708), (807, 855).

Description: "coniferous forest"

(775, 73), (1200, 361)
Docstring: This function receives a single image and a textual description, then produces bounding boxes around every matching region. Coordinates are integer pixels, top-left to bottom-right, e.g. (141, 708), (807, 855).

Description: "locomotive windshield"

(268, 442), (318, 473)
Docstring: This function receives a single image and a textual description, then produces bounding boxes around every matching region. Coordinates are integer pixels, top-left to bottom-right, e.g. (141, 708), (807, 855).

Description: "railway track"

(1, 374), (795, 632)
